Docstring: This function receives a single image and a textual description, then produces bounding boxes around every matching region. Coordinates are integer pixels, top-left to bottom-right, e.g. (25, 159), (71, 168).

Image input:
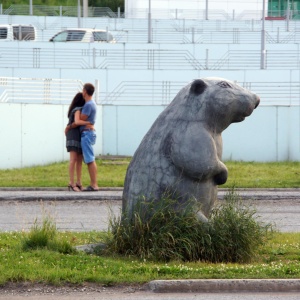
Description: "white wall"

(1, 102), (298, 170)
(102, 105), (300, 162)
(0, 103), (102, 169)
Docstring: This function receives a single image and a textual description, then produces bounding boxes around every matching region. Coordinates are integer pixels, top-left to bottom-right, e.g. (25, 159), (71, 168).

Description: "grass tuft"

(205, 189), (273, 263)
(21, 216), (75, 254)
(106, 189), (272, 263)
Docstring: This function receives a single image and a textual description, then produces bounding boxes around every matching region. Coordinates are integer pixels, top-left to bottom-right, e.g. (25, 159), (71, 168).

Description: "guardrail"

(1, 16), (300, 44)
(0, 47), (205, 70)
(1, 45), (300, 70)
(0, 77), (84, 104)
(0, 77), (299, 106)
(100, 80), (300, 106)
(1, 14), (300, 41)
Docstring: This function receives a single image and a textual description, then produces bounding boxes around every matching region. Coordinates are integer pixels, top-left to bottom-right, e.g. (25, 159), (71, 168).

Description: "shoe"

(84, 185), (100, 192)
(76, 183), (84, 191)
(68, 184), (80, 192)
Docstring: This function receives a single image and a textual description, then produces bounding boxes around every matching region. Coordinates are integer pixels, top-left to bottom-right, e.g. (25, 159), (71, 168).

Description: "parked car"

(0, 24), (37, 41)
(49, 28), (115, 43)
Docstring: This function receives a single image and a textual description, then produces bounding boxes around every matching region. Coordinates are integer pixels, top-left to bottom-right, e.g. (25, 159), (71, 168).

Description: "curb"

(0, 188), (299, 201)
(148, 279), (300, 293)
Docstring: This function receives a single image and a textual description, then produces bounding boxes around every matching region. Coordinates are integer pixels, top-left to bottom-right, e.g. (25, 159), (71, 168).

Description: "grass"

(0, 160), (299, 286)
(0, 159), (299, 188)
(0, 159), (129, 188)
(0, 230), (299, 285)
(107, 189), (271, 263)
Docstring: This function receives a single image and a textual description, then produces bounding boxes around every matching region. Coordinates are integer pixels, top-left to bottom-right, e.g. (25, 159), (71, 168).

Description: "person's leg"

(76, 153), (83, 190)
(69, 151), (80, 191)
(87, 161), (98, 189)
(81, 131), (99, 190)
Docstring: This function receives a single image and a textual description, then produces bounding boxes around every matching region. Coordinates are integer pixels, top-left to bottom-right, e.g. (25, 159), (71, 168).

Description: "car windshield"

(0, 28), (8, 40)
(93, 31), (113, 42)
(52, 30), (85, 42)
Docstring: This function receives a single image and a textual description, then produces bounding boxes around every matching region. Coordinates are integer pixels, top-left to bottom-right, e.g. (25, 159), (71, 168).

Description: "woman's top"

(66, 107), (82, 153)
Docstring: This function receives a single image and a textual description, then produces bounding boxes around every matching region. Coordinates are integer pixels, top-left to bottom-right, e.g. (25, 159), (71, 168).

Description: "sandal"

(84, 185), (100, 192)
(68, 184), (80, 192)
(76, 183), (84, 191)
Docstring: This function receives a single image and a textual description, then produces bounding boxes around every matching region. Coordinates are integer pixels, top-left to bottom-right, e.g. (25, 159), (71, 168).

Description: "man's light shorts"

(81, 130), (96, 164)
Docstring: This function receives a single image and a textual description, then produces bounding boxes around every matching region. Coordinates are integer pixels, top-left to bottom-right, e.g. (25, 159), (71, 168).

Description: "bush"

(106, 189), (272, 262)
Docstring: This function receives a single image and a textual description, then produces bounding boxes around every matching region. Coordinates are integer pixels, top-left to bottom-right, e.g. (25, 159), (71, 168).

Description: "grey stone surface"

(148, 279), (300, 293)
(123, 78), (260, 220)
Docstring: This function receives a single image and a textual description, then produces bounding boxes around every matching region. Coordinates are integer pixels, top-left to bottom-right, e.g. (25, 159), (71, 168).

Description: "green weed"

(21, 215), (75, 254)
(107, 189), (272, 263)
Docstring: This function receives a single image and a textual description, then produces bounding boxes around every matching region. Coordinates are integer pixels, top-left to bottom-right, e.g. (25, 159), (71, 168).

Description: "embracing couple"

(65, 83), (99, 192)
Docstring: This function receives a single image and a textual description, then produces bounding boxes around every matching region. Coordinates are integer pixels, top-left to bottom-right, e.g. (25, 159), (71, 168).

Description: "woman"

(65, 92), (90, 192)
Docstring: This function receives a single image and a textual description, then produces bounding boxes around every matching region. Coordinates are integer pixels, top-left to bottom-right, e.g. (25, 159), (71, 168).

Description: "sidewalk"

(0, 187), (299, 201)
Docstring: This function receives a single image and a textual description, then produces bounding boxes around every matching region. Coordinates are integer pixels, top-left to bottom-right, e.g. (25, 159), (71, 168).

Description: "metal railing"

(1, 16), (300, 44)
(0, 77), (299, 106)
(0, 47), (205, 70)
(0, 77), (84, 104)
(100, 80), (300, 106)
(1, 45), (300, 71)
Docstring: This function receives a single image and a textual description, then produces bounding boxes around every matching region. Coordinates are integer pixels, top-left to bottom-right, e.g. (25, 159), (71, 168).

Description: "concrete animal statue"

(122, 77), (260, 221)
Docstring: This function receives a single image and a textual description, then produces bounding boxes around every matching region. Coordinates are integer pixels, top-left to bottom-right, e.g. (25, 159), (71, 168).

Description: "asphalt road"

(0, 188), (300, 232)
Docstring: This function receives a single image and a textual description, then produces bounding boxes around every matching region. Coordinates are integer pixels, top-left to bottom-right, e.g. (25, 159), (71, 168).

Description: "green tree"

(1, 0), (124, 10)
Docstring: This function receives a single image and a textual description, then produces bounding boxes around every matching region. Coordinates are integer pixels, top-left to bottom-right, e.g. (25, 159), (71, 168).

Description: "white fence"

(0, 77), (84, 104)
(0, 102), (299, 170)
(1, 14), (300, 43)
(1, 76), (300, 107)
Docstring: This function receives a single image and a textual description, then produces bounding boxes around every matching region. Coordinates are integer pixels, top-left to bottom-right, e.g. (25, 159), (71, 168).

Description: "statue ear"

(190, 79), (207, 95)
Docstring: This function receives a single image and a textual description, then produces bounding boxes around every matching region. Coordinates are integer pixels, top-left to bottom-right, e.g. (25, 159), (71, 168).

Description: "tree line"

(1, 0), (124, 11)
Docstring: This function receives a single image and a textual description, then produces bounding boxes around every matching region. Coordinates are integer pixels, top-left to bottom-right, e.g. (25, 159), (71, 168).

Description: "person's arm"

(74, 110), (90, 126)
(64, 111), (90, 135)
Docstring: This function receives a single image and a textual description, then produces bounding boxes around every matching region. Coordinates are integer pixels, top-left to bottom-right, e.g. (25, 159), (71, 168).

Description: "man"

(66, 83), (99, 191)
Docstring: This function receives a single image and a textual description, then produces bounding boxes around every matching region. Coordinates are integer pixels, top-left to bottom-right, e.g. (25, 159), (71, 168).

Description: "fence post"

(93, 48), (96, 69)
(0, 4), (2, 14)
(148, 0), (152, 43)
(205, 49), (209, 69)
(192, 27), (195, 43)
(277, 27), (280, 43)
(286, 0), (290, 32)
(95, 79), (99, 104)
(260, 0), (266, 69)
(118, 7), (120, 18)
(77, 0), (81, 28)
(29, 0), (33, 15)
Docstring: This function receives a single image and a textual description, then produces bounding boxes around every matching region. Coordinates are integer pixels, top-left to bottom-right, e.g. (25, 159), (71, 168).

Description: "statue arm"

(169, 126), (228, 184)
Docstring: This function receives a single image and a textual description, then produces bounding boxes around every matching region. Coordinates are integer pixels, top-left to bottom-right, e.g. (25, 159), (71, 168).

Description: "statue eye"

(217, 81), (232, 88)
